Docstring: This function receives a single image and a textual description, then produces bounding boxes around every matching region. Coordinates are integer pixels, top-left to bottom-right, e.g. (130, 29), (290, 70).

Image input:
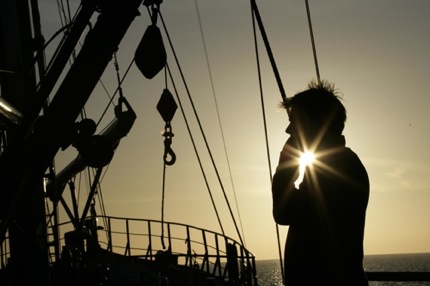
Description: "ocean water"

(256, 253), (430, 286)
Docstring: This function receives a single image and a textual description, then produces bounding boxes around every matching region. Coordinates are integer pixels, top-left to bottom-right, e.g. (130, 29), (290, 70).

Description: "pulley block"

(135, 24), (166, 79)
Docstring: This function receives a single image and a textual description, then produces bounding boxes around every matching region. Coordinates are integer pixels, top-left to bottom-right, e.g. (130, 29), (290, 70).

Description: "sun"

(294, 151), (315, 189)
(299, 151), (315, 167)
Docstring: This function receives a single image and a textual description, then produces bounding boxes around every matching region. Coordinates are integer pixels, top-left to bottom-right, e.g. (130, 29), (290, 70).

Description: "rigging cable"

(250, 0), (286, 282)
(63, 52), (129, 239)
(159, 8), (247, 246)
(160, 66), (172, 250)
(305, 0), (321, 84)
(193, 0), (247, 247)
(250, 0), (288, 107)
(163, 61), (226, 236)
(161, 143), (167, 249)
(96, 57), (135, 127)
(94, 53), (132, 234)
(159, 10), (250, 242)
(166, 63), (227, 236)
(250, 1), (323, 282)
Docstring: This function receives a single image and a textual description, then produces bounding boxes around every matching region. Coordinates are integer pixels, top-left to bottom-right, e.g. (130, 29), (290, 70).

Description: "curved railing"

(0, 215), (258, 285)
(95, 215), (258, 284)
(2, 216), (430, 284)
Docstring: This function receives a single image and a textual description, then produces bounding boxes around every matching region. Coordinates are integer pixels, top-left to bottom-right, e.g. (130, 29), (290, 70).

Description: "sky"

(38, 0), (430, 260)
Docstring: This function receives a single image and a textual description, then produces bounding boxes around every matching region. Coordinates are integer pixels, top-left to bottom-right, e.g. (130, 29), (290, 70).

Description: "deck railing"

(2, 217), (430, 284)
(96, 215), (258, 284)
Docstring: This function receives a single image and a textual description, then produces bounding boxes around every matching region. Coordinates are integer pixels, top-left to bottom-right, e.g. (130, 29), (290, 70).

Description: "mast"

(0, 0), (48, 285)
(0, 0), (143, 284)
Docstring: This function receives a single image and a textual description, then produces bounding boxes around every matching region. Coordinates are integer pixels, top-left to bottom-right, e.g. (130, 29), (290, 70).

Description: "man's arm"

(272, 138), (300, 225)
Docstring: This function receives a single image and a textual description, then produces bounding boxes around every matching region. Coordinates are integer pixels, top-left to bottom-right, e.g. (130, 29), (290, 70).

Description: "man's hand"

(278, 136), (300, 165)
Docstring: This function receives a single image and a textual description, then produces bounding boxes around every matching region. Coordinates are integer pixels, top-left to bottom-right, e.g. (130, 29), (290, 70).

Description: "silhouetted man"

(272, 81), (369, 285)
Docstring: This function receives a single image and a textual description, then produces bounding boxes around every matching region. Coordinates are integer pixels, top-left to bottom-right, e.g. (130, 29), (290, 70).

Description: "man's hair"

(281, 80), (346, 135)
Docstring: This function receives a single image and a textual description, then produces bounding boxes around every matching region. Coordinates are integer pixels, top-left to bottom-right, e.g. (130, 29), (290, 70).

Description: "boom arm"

(0, 0), (143, 247)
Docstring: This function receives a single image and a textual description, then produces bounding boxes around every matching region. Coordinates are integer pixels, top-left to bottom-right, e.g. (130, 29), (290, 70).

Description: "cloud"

(386, 167), (412, 188)
(363, 157), (430, 193)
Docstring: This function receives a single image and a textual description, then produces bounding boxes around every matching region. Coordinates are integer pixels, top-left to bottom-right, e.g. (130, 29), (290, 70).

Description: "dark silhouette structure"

(272, 80), (369, 285)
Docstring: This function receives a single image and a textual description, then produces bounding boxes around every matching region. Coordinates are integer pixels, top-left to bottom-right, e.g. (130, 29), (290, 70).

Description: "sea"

(256, 253), (430, 286)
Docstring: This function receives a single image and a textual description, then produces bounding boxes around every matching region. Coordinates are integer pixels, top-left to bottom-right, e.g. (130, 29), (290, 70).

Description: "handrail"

(96, 215), (258, 284)
(2, 215), (429, 284)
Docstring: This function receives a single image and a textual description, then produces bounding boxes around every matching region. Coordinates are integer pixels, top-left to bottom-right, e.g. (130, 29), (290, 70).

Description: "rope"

(161, 162), (167, 249)
(160, 67), (173, 249)
(193, 0), (247, 247)
(113, 53), (125, 101)
(305, 0), (321, 84)
(159, 10), (248, 246)
(159, 11), (228, 237)
(164, 61), (226, 235)
(78, 52), (128, 239)
(250, 1), (285, 282)
(94, 165), (110, 234)
(96, 57), (135, 127)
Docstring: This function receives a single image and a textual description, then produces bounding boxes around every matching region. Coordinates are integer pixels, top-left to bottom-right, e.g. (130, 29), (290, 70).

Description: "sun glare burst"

(294, 151), (315, 189)
(299, 151), (315, 167)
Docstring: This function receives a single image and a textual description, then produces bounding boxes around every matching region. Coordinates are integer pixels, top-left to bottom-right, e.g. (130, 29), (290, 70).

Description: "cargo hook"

(162, 123), (176, 166)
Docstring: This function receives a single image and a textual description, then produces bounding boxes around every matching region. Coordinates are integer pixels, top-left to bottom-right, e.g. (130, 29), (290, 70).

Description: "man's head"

(282, 80), (346, 148)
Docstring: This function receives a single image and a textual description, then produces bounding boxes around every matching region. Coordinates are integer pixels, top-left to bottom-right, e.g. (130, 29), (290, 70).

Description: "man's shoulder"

(342, 147), (363, 162)
(342, 147), (369, 186)
(329, 147), (368, 178)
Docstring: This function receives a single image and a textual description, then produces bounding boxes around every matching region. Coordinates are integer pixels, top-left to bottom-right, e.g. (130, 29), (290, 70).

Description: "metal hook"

(162, 125), (176, 166)
(163, 141), (176, 166)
